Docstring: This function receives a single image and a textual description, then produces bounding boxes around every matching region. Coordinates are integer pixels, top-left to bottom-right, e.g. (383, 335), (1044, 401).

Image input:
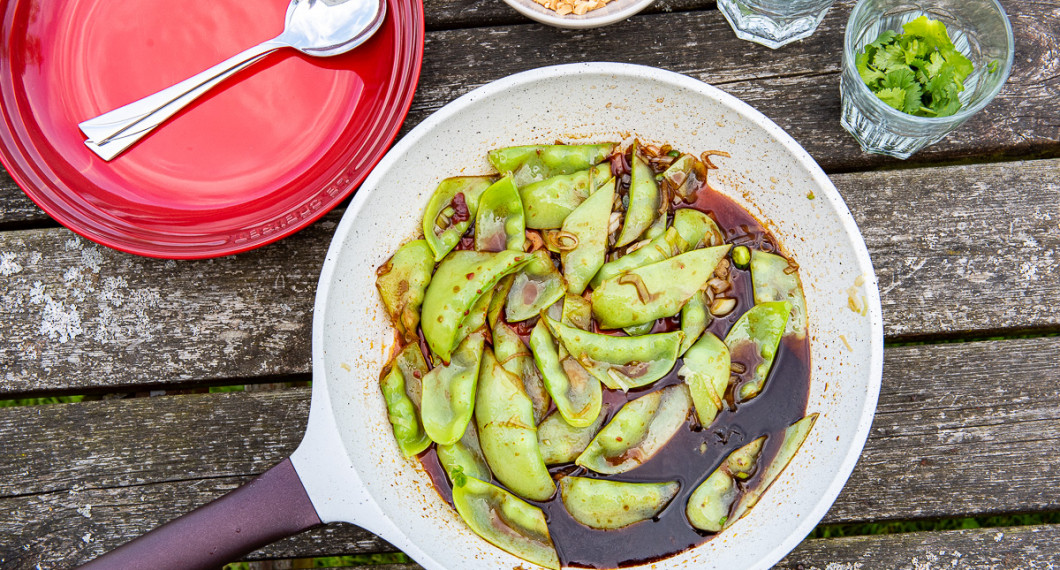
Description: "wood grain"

(2, 336), (1059, 567)
(2, 159), (1057, 396)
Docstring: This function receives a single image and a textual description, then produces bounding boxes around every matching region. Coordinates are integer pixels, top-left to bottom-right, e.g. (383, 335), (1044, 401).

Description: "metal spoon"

(79, 0), (387, 161)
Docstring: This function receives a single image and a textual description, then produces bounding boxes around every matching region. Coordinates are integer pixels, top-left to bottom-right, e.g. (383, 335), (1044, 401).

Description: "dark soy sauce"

(417, 182), (811, 568)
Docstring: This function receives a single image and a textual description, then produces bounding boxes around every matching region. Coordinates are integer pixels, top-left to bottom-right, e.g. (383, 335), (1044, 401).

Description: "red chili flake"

(451, 192), (470, 224)
(466, 272), (475, 280)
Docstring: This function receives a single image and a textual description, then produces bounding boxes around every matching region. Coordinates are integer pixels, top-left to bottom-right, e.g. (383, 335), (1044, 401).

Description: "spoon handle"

(79, 38), (290, 161)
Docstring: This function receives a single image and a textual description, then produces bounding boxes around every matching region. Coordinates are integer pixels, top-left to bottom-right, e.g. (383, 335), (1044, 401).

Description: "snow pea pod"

(727, 414), (818, 527)
(678, 331), (729, 427)
(660, 154), (708, 203)
(727, 436), (765, 480)
(725, 300), (790, 402)
(475, 349), (555, 501)
(421, 331), (485, 445)
(379, 344), (431, 457)
(437, 422), (491, 483)
(576, 383), (693, 475)
(475, 176), (525, 253)
(685, 468), (737, 532)
(529, 318), (602, 428)
(423, 176), (496, 261)
(375, 239), (434, 343)
(488, 143), (615, 188)
(492, 320), (550, 423)
(453, 287), (493, 352)
(591, 245), (731, 329)
(560, 293), (592, 331)
(421, 250), (531, 362)
(672, 208), (724, 249)
(750, 250), (808, 339)
(520, 164), (612, 229)
(678, 290), (710, 355)
(615, 143), (660, 248)
(559, 477), (679, 530)
(537, 404), (609, 465)
(451, 476), (560, 570)
(561, 176), (615, 294)
(543, 315), (681, 391)
(505, 250), (565, 323)
(590, 226), (687, 289)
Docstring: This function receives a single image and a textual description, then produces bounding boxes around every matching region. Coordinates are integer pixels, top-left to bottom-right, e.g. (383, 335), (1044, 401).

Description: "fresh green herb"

(856, 15), (974, 118)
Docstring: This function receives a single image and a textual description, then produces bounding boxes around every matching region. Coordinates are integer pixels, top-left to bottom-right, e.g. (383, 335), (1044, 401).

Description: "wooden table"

(2, 0), (1058, 567)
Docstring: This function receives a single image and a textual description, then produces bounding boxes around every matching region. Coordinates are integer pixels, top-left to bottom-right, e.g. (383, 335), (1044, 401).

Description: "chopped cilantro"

(855, 15), (974, 117)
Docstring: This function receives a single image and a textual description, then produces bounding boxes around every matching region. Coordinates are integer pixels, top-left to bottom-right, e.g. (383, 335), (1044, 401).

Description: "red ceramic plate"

(0, 0), (423, 258)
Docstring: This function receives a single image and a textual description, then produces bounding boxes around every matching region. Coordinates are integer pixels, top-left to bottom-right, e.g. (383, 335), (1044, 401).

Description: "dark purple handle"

(79, 458), (321, 570)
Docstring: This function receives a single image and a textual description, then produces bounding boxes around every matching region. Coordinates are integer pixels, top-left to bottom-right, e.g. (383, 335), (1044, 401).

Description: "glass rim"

(842, 0), (1015, 125)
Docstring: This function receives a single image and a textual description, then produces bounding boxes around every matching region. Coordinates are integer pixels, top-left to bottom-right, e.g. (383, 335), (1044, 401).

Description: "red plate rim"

(0, 0), (425, 259)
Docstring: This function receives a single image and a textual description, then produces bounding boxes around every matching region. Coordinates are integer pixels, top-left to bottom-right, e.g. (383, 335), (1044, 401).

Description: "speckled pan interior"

(296, 63), (884, 570)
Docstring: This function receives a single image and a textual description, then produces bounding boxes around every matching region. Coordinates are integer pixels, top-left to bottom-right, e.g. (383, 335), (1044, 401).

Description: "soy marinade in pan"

(375, 141), (816, 569)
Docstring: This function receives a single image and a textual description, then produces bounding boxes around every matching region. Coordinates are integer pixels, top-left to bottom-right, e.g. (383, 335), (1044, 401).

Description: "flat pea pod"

(672, 208), (724, 249)
(750, 249), (808, 339)
(438, 422), (491, 483)
(529, 318), (602, 428)
(506, 250), (565, 323)
(520, 164), (612, 229)
(590, 226), (688, 289)
(453, 287), (493, 352)
(642, 208), (669, 241)
(576, 383), (692, 475)
(421, 331), (485, 445)
(475, 349), (555, 501)
(543, 315), (681, 392)
(560, 293), (592, 331)
(726, 414), (818, 528)
(615, 143), (660, 248)
(487, 275), (515, 329)
(488, 143), (615, 188)
(451, 476), (560, 570)
(678, 290), (710, 356)
(559, 476), (679, 530)
(591, 245), (731, 329)
(537, 404), (609, 465)
(622, 321), (654, 336)
(725, 300), (790, 402)
(561, 176), (615, 294)
(660, 154), (708, 203)
(421, 250), (531, 362)
(686, 467), (737, 532)
(678, 331), (729, 427)
(379, 344), (431, 457)
(726, 436), (765, 481)
(375, 240), (434, 342)
(423, 176), (496, 261)
(475, 176), (525, 253)
(492, 319), (551, 423)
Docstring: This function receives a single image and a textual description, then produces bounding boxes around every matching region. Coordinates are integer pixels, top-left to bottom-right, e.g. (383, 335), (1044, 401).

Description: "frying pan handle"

(78, 457), (321, 570)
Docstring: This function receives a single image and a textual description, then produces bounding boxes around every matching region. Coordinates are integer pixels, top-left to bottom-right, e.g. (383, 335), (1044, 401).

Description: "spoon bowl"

(283, 0), (388, 56)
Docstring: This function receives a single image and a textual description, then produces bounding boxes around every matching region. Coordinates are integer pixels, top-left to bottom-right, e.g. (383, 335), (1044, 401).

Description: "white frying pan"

(80, 63), (883, 570)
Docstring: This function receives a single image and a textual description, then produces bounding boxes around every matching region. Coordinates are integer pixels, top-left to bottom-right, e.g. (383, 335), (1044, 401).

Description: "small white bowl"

(502, 0), (655, 28)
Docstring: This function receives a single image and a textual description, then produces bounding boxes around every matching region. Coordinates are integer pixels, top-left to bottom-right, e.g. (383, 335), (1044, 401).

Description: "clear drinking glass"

(840, 0), (1014, 159)
(717, 0), (835, 49)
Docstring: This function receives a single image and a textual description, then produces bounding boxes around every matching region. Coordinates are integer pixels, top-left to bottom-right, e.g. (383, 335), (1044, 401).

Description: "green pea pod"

(591, 245), (731, 329)
(561, 176), (615, 294)
(379, 344), (431, 457)
(559, 476), (679, 530)
(451, 476), (560, 570)
(437, 422), (492, 483)
(726, 414), (818, 528)
(590, 226), (688, 289)
(543, 316), (681, 392)
(423, 176), (496, 261)
(520, 164), (612, 229)
(686, 468), (737, 532)
(488, 143), (615, 188)
(622, 321), (655, 336)
(537, 404), (609, 465)
(660, 154), (708, 202)
(672, 208), (725, 249)
(725, 300), (790, 402)
(750, 250), (808, 339)
(678, 331), (729, 427)
(475, 349), (555, 501)
(726, 436), (765, 480)
(492, 320), (550, 423)
(678, 290), (710, 355)
(576, 384), (692, 474)
(421, 331), (485, 445)
(528, 319), (602, 428)
(422, 250), (531, 362)
(375, 240), (434, 342)
(561, 293), (592, 331)
(487, 275), (516, 329)
(505, 250), (565, 323)
(454, 287), (493, 352)
(475, 176), (526, 253)
(615, 143), (660, 248)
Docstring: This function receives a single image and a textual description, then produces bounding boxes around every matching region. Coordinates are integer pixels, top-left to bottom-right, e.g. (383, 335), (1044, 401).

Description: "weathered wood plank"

(422, 0), (715, 29)
(2, 159), (1057, 395)
(2, 336), (1059, 569)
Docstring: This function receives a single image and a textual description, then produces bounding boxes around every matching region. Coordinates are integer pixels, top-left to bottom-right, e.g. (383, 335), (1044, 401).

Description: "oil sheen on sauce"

(418, 182), (811, 569)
